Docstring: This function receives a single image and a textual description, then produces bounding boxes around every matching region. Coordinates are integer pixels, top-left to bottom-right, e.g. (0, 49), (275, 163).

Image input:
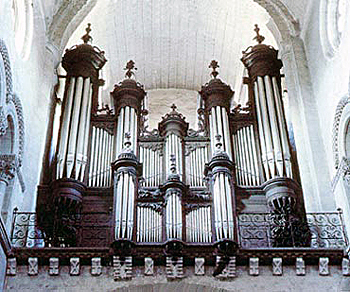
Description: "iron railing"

(10, 208), (349, 249)
(10, 209), (113, 248)
(238, 210), (349, 248)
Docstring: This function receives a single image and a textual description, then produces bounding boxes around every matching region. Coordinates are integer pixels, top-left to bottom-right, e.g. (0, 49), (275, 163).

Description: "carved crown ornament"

(241, 25), (283, 80)
(199, 61), (234, 112)
(62, 24), (107, 83)
(158, 104), (189, 137)
(111, 60), (146, 115)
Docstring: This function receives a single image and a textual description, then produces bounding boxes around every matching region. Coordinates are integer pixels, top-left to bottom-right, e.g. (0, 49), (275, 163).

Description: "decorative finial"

(209, 60), (219, 78)
(123, 132), (131, 149)
(170, 154), (177, 174)
(253, 24), (265, 44)
(215, 134), (223, 152)
(171, 104), (177, 112)
(81, 23), (93, 44)
(124, 60), (137, 78)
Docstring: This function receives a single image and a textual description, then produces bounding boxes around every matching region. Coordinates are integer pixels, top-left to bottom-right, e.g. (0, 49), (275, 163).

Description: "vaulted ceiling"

(64, 0), (277, 95)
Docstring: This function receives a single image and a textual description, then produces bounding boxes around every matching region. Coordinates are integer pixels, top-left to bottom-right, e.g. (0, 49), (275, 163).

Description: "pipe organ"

(37, 24), (310, 249)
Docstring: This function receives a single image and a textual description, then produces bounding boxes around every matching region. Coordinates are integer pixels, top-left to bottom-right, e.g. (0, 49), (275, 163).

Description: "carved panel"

(166, 257), (183, 279)
(342, 258), (350, 276)
(6, 258), (16, 276)
(144, 257), (154, 276)
(194, 257), (205, 275)
(272, 257), (282, 275)
(91, 257), (102, 276)
(215, 256), (236, 278)
(28, 257), (38, 276)
(113, 256), (132, 280)
(70, 257), (80, 276)
(295, 257), (305, 276)
(319, 257), (329, 276)
(49, 257), (59, 276)
(249, 257), (259, 276)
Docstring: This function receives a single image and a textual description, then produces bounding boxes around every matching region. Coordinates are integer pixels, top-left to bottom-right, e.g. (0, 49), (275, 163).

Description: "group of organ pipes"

(36, 24), (309, 249)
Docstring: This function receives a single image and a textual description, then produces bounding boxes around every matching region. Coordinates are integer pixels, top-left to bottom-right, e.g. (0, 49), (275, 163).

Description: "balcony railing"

(10, 209), (112, 248)
(10, 208), (349, 249)
(238, 210), (349, 249)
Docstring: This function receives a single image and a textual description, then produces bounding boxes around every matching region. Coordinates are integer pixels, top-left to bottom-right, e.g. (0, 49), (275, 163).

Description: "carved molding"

(47, 0), (98, 52)
(0, 154), (17, 183)
(320, 0), (348, 59)
(332, 157), (350, 191)
(253, 0), (300, 39)
(0, 106), (8, 135)
(0, 39), (13, 102)
(332, 95), (350, 169)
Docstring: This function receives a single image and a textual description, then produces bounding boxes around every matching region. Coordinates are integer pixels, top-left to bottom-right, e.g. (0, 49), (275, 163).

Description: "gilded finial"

(124, 60), (137, 78)
(253, 24), (265, 44)
(209, 60), (219, 78)
(81, 23), (93, 44)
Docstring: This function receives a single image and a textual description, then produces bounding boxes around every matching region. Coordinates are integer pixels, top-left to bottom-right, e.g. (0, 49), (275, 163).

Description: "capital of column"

(0, 154), (17, 184)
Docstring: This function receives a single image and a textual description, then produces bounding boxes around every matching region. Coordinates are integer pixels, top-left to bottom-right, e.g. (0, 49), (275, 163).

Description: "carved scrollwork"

(138, 188), (162, 200)
(139, 109), (160, 138)
(137, 202), (164, 214)
(0, 154), (17, 183)
(0, 106), (8, 136)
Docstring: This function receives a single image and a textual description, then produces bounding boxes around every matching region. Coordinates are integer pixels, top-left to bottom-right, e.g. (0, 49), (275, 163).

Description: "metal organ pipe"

(265, 75), (284, 176)
(272, 77), (292, 177)
(254, 82), (269, 180)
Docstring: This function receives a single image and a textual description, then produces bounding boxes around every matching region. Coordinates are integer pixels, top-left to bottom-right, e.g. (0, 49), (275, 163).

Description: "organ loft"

(7, 23), (348, 281)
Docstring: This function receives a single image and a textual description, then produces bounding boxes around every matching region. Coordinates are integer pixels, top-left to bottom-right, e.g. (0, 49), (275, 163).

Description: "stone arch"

(332, 95), (350, 169)
(253, 0), (299, 39)
(0, 39), (25, 192)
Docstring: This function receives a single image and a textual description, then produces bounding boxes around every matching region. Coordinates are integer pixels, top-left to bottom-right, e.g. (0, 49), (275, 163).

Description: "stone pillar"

(241, 25), (309, 247)
(0, 154), (16, 210)
(205, 136), (236, 241)
(199, 61), (234, 160)
(111, 60), (146, 157)
(112, 134), (141, 240)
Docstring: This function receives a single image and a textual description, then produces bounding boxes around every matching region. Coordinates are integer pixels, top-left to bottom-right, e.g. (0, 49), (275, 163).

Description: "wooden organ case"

(36, 25), (310, 256)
